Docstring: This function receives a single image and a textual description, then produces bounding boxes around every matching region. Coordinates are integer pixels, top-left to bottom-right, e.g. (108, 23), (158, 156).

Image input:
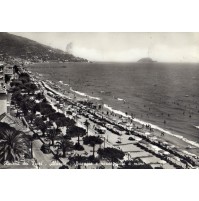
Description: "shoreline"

(38, 73), (199, 155)
(27, 69), (199, 165)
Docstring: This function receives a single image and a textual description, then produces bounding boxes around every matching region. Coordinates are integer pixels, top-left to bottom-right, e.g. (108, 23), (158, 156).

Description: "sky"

(11, 32), (199, 62)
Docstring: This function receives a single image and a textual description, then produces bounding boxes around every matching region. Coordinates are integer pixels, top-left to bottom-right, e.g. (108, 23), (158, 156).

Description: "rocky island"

(137, 57), (157, 63)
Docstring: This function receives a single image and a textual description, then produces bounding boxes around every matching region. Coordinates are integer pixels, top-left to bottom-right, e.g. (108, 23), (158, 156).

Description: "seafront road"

(32, 139), (62, 169)
(41, 84), (175, 169)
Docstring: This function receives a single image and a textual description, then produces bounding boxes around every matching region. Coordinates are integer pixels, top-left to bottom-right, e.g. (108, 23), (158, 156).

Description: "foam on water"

(117, 98), (125, 101)
(194, 125), (199, 129)
(103, 104), (199, 148)
(104, 104), (131, 117)
(42, 79), (199, 157)
(70, 87), (101, 100)
(42, 81), (64, 98)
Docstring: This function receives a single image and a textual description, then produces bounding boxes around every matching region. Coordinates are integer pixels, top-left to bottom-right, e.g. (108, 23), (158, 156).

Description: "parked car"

(116, 137), (122, 143)
(128, 137), (135, 141)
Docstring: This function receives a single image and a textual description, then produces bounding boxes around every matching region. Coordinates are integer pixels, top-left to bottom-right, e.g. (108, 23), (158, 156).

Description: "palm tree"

(26, 113), (36, 124)
(48, 128), (58, 146)
(26, 135), (34, 159)
(12, 91), (23, 107)
(83, 136), (103, 157)
(20, 100), (28, 116)
(97, 147), (125, 169)
(68, 126), (86, 145)
(68, 154), (88, 168)
(56, 138), (74, 158)
(0, 128), (29, 164)
(84, 120), (90, 135)
(65, 118), (75, 133)
(24, 82), (37, 95)
(34, 117), (47, 136)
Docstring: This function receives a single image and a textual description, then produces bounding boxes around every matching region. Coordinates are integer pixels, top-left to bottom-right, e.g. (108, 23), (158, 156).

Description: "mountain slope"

(0, 32), (87, 63)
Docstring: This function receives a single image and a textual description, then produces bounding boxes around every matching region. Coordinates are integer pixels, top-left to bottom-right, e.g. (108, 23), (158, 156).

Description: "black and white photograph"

(1, 32), (199, 169)
(1, 1), (199, 200)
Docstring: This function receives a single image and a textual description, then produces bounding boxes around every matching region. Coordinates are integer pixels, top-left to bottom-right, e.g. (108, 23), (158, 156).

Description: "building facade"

(4, 65), (14, 81)
(0, 63), (7, 115)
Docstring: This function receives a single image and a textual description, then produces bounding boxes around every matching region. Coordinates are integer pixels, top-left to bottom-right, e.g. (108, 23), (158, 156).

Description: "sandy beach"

(40, 74), (199, 157)
(26, 68), (199, 168)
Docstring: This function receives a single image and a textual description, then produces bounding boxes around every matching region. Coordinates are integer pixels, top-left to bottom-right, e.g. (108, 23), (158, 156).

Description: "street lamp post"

(127, 152), (131, 160)
(30, 137), (33, 159)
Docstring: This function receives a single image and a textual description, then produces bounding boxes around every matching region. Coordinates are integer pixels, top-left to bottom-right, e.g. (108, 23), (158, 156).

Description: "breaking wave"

(103, 104), (199, 148)
(70, 87), (101, 100)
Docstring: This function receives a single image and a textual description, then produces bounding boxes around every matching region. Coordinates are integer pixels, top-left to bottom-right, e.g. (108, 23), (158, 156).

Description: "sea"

(28, 62), (199, 146)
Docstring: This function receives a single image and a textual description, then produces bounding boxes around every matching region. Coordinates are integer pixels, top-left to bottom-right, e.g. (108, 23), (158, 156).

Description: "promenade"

(11, 68), (198, 169)
(41, 81), (175, 169)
